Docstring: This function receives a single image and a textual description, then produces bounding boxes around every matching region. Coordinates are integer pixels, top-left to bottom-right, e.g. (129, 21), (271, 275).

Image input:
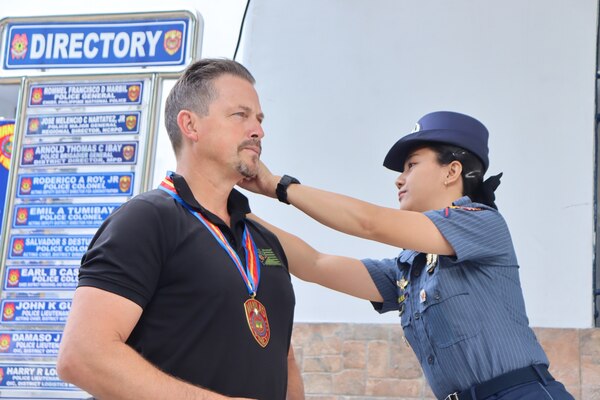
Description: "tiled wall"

(291, 323), (600, 400)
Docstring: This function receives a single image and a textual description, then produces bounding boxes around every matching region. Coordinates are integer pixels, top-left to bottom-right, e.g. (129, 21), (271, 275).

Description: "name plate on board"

(4, 266), (79, 291)
(0, 331), (62, 358)
(13, 203), (119, 229)
(17, 172), (134, 198)
(1, 299), (71, 324)
(0, 364), (77, 390)
(20, 142), (138, 167)
(28, 82), (143, 107)
(8, 235), (92, 260)
(26, 111), (141, 136)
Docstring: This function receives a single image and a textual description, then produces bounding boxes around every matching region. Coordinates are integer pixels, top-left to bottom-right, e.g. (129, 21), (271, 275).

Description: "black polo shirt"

(78, 173), (296, 399)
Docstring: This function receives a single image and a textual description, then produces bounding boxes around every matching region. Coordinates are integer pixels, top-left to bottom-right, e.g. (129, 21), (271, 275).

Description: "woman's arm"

(249, 214), (383, 302)
(240, 162), (454, 256)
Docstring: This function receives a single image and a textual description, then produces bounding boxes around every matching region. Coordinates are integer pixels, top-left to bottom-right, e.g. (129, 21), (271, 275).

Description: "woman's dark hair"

(428, 143), (502, 210)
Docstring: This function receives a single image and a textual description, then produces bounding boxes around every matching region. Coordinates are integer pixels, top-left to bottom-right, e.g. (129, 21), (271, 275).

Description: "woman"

(241, 111), (574, 400)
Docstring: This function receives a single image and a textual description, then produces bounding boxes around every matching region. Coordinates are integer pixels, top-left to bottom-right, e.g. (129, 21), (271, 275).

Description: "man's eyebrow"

(237, 105), (265, 121)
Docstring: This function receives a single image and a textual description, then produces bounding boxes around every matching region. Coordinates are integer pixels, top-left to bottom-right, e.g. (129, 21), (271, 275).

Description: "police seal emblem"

(164, 30), (182, 56)
(0, 122), (14, 170)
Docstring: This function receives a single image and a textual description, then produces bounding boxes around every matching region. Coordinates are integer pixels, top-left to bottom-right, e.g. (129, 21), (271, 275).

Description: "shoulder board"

(449, 206), (483, 211)
(444, 205), (483, 217)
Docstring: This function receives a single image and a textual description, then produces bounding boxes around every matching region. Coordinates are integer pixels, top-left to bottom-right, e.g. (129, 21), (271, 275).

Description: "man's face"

(198, 74), (265, 178)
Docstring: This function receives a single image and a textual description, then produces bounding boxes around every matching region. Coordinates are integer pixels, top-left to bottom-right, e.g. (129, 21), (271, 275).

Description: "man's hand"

(239, 160), (280, 198)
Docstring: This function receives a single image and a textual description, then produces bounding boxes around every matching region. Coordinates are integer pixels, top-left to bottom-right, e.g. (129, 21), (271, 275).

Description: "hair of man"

(164, 58), (256, 155)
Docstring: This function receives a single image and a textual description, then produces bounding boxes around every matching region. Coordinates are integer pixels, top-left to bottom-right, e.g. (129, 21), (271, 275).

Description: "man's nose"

(250, 121), (264, 139)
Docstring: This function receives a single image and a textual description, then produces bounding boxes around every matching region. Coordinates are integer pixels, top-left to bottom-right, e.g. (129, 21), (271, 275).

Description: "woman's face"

(395, 147), (450, 212)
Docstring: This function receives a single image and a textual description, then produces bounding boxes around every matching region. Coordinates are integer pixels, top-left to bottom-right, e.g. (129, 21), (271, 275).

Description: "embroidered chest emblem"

(258, 248), (283, 267)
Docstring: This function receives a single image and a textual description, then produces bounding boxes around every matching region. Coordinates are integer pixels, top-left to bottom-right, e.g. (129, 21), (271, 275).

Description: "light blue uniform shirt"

(363, 196), (548, 399)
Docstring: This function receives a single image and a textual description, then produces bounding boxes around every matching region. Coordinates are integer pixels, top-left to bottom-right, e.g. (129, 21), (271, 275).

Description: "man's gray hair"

(164, 58), (255, 154)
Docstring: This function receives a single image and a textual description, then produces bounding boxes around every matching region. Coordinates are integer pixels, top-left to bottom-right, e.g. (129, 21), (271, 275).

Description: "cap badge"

(411, 122), (421, 133)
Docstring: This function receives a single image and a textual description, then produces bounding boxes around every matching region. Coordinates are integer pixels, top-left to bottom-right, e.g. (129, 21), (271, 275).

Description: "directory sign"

(3, 18), (190, 70)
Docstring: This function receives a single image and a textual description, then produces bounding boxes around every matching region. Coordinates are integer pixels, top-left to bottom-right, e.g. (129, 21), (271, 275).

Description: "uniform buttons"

(427, 355), (434, 364)
(413, 270), (420, 277)
(414, 312), (421, 320)
(434, 291), (441, 300)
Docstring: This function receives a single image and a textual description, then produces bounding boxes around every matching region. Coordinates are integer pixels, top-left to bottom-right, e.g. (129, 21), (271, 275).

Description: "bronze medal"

(244, 298), (270, 348)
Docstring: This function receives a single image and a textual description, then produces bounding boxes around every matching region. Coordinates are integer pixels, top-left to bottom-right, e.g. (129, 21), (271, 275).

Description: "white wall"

(240, 0), (598, 328)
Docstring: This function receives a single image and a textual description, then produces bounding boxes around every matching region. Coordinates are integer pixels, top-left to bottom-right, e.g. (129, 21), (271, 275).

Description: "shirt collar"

(170, 172), (251, 225)
(453, 196), (472, 206)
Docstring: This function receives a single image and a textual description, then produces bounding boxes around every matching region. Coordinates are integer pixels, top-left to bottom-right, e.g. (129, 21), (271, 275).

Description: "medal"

(159, 174), (269, 347)
(244, 298), (270, 348)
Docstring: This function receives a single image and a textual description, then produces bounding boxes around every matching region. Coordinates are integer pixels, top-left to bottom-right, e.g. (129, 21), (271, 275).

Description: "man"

(57, 59), (303, 400)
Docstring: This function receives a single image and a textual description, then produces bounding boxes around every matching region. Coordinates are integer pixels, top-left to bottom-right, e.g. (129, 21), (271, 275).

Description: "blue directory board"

(0, 9), (201, 399)
(4, 18), (189, 69)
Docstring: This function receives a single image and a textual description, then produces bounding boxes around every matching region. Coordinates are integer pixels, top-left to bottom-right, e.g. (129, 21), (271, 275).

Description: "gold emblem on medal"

(244, 298), (270, 348)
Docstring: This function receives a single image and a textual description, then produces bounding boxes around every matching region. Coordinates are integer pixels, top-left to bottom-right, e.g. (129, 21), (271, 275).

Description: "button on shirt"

(363, 197), (548, 399)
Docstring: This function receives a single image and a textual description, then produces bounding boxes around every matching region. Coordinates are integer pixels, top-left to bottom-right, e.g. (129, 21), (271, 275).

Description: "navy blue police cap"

(383, 111), (489, 173)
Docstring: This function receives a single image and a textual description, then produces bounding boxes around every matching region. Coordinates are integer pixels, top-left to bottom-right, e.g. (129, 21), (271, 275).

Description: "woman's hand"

(239, 160), (280, 198)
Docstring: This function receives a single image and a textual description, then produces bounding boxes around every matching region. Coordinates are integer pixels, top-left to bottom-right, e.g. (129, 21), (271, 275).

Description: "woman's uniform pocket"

(419, 282), (482, 348)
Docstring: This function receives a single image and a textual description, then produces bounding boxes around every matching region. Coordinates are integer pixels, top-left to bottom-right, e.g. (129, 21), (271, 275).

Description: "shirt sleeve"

(424, 205), (516, 265)
(77, 196), (169, 308)
(361, 257), (400, 313)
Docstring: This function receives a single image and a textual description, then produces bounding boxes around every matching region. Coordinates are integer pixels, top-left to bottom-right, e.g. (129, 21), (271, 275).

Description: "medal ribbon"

(158, 174), (260, 297)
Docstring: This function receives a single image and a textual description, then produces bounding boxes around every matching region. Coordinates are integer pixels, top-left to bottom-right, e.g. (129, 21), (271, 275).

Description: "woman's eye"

(407, 162), (416, 169)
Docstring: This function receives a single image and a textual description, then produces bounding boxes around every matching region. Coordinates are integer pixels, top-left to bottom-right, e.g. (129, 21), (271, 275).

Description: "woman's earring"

(444, 181), (448, 186)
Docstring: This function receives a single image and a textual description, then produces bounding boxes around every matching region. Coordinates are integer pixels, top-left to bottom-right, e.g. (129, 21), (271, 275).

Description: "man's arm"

(286, 346), (304, 400)
(57, 287), (252, 400)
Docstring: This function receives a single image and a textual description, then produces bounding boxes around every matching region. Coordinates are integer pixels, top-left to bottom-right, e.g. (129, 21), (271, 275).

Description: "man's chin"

(236, 163), (258, 179)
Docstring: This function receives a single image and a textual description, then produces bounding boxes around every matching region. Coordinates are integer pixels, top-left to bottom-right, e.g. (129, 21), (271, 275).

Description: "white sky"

(0, 0), (248, 59)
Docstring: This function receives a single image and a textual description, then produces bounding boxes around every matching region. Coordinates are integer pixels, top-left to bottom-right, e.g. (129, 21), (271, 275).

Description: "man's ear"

(177, 110), (200, 142)
(446, 160), (463, 184)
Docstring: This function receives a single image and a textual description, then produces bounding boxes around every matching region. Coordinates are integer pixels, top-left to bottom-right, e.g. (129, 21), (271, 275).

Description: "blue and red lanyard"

(158, 174), (261, 297)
